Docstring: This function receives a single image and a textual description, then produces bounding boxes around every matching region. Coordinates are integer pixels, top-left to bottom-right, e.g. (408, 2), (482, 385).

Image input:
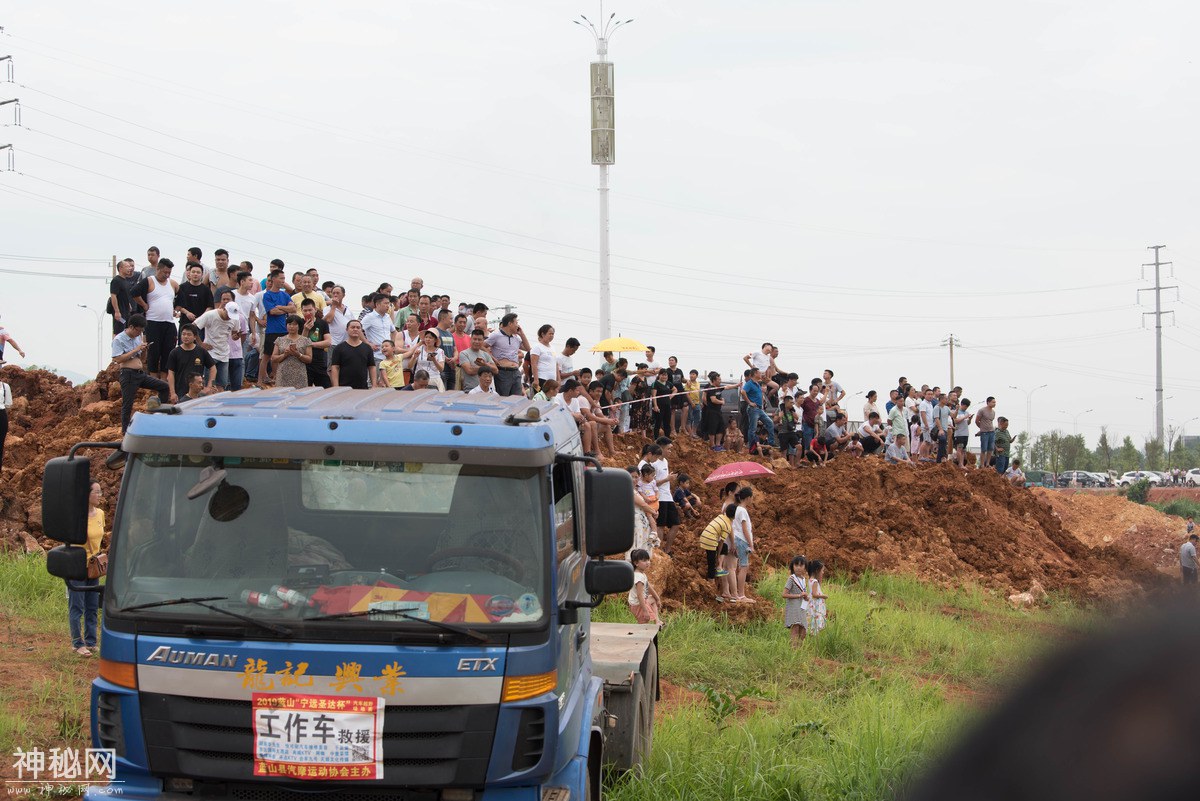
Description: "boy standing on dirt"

(993, 417), (1014, 474)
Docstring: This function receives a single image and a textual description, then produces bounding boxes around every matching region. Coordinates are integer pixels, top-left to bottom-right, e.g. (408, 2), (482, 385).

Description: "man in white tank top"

(133, 258), (179, 379)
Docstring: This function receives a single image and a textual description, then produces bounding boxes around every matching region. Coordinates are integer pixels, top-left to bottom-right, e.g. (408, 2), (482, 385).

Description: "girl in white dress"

(782, 555), (810, 647)
(806, 560), (828, 635)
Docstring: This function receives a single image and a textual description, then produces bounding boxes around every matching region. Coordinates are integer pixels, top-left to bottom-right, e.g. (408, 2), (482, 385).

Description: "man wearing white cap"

(194, 289), (241, 392)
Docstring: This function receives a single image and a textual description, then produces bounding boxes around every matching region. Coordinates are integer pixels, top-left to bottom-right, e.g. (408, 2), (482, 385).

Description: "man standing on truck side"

(113, 314), (170, 433)
(331, 319), (376, 389)
(486, 313), (531, 397)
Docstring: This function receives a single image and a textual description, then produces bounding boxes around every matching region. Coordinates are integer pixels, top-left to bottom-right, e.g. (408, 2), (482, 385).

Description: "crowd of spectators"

(102, 246), (1021, 481)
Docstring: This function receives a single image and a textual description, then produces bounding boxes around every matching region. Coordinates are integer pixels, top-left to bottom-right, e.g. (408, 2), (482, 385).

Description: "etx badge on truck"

(457, 658), (498, 671)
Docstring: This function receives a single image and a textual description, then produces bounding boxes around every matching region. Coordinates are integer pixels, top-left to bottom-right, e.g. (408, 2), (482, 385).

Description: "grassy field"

(0, 551), (1092, 800)
(594, 570), (1094, 801)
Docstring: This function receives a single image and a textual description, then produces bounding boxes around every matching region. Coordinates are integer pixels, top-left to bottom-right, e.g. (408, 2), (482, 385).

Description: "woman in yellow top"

(69, 481), (105, 657)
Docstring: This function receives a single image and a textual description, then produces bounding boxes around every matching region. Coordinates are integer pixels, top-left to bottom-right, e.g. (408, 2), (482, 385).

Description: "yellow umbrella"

(590, 336), (648, 353)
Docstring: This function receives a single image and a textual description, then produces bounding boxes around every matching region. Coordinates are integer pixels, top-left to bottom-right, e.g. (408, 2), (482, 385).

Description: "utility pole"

(576, 5), (632, 340)
(111, 255), (118, 278)
(1138, 245), (1176, 444)
(941, 333), (961, 388)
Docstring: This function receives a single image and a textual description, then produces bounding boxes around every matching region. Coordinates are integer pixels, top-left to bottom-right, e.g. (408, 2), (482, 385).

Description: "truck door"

(552, 462), (586, 714)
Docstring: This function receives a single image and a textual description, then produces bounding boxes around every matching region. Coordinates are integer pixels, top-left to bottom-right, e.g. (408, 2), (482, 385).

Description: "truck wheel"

(604, 674), (645, 772)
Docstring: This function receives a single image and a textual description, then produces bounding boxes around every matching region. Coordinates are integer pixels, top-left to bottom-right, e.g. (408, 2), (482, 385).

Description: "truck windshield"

(110, 454), (549, 634)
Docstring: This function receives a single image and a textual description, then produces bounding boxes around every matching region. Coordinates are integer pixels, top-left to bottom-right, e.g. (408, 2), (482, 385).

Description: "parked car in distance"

(1087, 472), (1115, 487)
(1023, 469), (1057, 488)
(1116, 471), (1162, 487)
(1057, 470), (1098, 488)
(1187, 468), (1200, 487)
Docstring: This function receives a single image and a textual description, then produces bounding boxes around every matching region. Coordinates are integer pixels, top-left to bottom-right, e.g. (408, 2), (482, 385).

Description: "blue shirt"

(111, 330), (143, 360)
(262, 290), (292, 334)
(744, 379), (764, 409)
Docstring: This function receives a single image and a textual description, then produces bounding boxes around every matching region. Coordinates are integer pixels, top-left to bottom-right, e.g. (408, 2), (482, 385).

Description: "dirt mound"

(609, 436), (1167, 615)
(1033, 489), (1189, 574)
(0, 366), (125, 552)
(1147, 487), (1200, 503)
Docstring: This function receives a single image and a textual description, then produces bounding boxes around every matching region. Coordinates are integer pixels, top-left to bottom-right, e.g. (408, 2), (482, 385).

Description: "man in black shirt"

(165, 324), (216, 403)
(107, 258), (136, 336)
(330, 319), (376, 389)
(299, 298), (331, 388)
(174, 263), (214, 339)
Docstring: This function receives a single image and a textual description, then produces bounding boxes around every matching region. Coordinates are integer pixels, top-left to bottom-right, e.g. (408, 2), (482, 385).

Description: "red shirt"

(800, 395), (821, 426)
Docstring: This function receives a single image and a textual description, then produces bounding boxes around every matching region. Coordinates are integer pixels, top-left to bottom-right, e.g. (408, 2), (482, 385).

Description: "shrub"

(1125, 479), (1151, 504)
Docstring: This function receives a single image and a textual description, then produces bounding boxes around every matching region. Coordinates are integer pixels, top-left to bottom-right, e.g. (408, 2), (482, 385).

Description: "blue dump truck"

(44, 389), (659, 801)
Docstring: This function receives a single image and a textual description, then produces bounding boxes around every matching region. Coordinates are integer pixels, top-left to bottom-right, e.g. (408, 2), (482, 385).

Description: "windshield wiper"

(120, 595), (228, 612)
(305, 609), (487, 644)
(118, 596), (293, 637)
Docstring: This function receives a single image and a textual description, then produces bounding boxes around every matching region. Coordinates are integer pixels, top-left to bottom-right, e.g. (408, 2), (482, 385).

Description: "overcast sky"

(2, 0), (1199, 448)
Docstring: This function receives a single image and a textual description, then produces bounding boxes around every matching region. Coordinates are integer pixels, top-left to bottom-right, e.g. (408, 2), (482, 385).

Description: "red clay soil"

(604, 435), (1166, 617)
(1147, 487), (1200, 503)
(0, 366), (125, 553)
(1033, 488), (1191, 574)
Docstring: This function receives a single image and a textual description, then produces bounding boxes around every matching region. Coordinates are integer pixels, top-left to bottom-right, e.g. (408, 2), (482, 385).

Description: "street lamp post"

(1057, 408), (1094, 436)
(575, 5), (632, 340)
(77, 304), (103, 376)
(1009, 384), (1048, 460)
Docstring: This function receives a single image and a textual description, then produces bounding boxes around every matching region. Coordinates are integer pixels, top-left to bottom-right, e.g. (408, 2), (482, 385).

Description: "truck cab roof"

(123, 388), (580, 466)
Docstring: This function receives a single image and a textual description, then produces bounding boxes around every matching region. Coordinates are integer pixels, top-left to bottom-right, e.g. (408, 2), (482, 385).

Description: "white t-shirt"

(326, 304), (351, 347)
(780, 384), (799, 402)
(568, 394), (591, 417)
(467, 384), (496, 395)
(749, 351), (771, 371)
(863, 402), (880, 421)
(917, 399), (934, 427)
(637, 457), (672, 503)
(904, 396), (919, 423)
(732, 506), (753, 544)
(234, 291), (257, 332)
(193, 309), (236, 362)
(556, 353), (575, 379)
(628, 571), (648, 605)
(530, 342), (558, 380)
(1006, 467), (1025, 484)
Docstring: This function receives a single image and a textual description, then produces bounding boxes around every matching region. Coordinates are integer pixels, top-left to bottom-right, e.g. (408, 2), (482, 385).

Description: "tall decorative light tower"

(575, 8), (632, 339)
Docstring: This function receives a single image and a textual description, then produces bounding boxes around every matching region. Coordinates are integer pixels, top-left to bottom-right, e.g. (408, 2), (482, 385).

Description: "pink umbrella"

(704, 461), (776, 484)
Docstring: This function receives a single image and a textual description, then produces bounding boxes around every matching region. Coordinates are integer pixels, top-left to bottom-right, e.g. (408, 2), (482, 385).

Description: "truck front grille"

(141, 694), (496, 787)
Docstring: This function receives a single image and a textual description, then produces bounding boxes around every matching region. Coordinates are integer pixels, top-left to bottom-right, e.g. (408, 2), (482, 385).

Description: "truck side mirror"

(47, 545), (90, 581)
(583, 560), (634, 596)
(583, 468), (634, 557)
(42, 457), (92, 545)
